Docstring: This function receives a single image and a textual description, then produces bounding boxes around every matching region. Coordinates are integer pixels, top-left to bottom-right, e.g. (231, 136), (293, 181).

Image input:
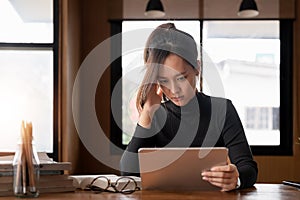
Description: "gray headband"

(148, 27), (198, 68)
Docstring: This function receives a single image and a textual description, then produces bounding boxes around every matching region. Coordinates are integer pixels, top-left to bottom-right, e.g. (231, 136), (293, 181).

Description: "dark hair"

(136, 23), (199, 112)
(144, 23), (198, 68)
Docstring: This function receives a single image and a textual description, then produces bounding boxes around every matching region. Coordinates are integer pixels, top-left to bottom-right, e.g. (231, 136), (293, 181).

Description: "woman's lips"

(171, 96), (184, 102)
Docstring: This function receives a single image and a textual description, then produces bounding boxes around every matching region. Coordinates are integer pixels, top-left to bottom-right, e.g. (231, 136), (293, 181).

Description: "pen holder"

(13, 122), (40, 198)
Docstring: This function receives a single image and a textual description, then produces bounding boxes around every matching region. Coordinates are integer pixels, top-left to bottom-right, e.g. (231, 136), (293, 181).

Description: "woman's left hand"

(201, 159), (239, 191)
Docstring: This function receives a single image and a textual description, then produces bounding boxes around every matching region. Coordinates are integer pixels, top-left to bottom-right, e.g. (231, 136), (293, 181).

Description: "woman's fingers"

(144, 84), (162, 105)
(201, 164), (239, 191)
(202, 176), (237, 191)
(156, 85), (163, 97)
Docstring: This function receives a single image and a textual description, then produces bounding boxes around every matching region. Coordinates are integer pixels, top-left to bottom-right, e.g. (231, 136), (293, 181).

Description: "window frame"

(110, 19), (293, 156)
(0, 0), (59, 160)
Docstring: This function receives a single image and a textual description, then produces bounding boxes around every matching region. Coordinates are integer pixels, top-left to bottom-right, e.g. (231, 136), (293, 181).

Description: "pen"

(282, 180), (300, 189)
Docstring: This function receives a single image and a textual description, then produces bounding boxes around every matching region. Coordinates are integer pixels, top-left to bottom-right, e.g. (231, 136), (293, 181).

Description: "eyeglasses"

(84, 176), (141, 194)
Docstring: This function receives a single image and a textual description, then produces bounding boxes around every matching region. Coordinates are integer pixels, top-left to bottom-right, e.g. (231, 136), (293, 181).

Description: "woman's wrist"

(138, 103), (160, 129)
(138, 109), (152, 128)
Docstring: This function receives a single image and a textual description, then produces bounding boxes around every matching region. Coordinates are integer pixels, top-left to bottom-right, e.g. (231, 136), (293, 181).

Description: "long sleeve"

(120, 124), (156, 176)
(120, 105), (168, 176)
(221, 100), (258, 189)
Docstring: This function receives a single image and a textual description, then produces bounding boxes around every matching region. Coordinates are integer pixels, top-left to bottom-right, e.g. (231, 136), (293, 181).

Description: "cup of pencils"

(13, 121), (40, 198)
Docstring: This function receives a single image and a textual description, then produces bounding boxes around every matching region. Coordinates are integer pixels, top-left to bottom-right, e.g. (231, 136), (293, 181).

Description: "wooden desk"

(0, 184), (299, 200)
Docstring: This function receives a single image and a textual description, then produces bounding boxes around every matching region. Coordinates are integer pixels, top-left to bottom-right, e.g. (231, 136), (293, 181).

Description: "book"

(70, 174), (141, 192)
(0, 152), (74, 196)
(0, 175), (75, 196)
(0, 191), (13, 197)
(0, 170), (64, 177)
(0, 186), (75, 196)
(0, 178), (74, 190)
(0, 174), (71, 184)
(0, 152), (71, 172)
(0, 175), (13, 183)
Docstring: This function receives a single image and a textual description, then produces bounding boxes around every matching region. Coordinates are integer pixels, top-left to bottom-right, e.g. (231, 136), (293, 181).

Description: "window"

(121, 20), (200, 145)
(110, 19), (293, 155)
(0, 0), (58, 160)
(245, 107), (279, 131)
(203, 21), (281, 145)
(202, 20), (293, 155)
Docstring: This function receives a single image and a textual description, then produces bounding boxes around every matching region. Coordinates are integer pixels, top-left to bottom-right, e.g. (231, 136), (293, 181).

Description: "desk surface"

(0, 184), (299, 200)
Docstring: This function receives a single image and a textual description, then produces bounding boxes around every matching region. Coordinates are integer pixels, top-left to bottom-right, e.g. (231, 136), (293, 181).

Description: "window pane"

(0, 50), (53, 152)
(202, 21), (280, 146)
(121, 20), (200, 145)
(0, 0), (53, 43)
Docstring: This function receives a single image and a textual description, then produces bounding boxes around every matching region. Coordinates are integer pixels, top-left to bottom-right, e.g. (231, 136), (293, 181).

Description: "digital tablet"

(138, 147), (228, 191)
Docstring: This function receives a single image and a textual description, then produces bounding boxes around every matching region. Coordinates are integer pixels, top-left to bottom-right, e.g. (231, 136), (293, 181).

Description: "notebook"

(138, 147), (228, 191)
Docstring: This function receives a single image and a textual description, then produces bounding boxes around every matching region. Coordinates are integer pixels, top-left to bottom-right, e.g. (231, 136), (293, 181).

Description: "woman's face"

(157, 53), (198, 107)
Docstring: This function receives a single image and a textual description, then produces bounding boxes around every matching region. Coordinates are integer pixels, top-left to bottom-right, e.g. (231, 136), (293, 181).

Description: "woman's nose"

(169, 81), (180, 94)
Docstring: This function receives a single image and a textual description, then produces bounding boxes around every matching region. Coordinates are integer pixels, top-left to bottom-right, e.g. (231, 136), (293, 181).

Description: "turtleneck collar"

(164, 92), (201, 115)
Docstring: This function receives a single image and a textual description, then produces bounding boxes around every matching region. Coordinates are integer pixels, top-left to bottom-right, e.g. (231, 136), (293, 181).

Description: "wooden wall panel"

(109, 0), (123, 19)
(121, 0), (295, 19)
(60, 0), (82, 173)
(123, 0), (200, 19)
(280, 0), (296, 19)
(203, 0), (295, 19)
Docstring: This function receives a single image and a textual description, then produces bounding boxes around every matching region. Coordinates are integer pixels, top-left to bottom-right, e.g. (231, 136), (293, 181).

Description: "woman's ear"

(194, 60), (201, 75)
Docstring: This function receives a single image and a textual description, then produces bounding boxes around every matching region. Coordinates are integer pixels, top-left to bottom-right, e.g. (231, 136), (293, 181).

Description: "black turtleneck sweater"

(120, 92), (257, 189)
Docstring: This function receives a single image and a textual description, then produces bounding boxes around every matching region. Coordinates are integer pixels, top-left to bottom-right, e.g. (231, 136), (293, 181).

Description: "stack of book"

(0, 152), (75, 196)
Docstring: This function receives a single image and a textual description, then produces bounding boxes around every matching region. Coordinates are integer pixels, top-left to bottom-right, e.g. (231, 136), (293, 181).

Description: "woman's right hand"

(138, 84), (163, 128)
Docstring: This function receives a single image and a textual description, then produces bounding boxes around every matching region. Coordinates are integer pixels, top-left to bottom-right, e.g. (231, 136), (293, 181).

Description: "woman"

(120, 23), (257, 191)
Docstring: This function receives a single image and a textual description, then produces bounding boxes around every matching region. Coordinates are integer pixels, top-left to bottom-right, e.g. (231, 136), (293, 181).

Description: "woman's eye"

(177, 76), (186, 81)
(158, 79), (168, 85)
